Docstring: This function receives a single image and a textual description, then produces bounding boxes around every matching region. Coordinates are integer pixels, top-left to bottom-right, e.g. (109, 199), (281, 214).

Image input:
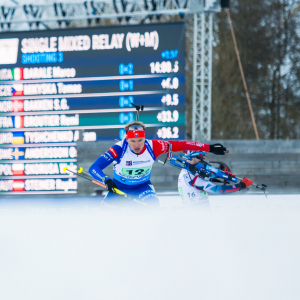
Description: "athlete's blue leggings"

(104, 182), (160, 207)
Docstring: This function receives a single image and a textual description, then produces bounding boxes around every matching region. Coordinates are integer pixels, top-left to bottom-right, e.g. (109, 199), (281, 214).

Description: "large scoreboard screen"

(0, 23), (185, 195)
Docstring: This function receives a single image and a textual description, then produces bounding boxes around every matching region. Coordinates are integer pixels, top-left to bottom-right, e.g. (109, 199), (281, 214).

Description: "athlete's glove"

(239, 177), (254, 190)
(209, 143), (227, 155)
(105, 179), (117, 194)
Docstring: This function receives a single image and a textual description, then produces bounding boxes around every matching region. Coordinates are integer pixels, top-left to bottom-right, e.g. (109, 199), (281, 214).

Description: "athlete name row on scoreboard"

(0, 72), (181, 93)
(0, 146), (77, 160)
(0, 78), (180, 97)
(0, 62), (179, 81)
(0, 162), (76, 176)
(0, 111), (180, 128)
(0, 95), (179, 113)
(0, 131), (97, 147)
(0, 179), (77, 193)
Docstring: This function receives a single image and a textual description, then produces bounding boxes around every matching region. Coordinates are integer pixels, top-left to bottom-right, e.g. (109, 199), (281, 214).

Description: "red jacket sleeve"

(152, 140), (210, 158)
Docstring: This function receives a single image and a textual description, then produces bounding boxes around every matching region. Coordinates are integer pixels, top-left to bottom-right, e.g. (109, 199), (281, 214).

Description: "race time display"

(0, 23), (185, 195)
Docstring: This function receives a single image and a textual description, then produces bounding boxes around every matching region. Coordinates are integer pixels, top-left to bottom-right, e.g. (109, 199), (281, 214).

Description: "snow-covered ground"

(160, 193), (300, 211)
(0, 194), (300, 300)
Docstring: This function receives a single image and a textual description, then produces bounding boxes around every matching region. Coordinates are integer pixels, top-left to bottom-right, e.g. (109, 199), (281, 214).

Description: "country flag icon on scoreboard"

(12, 132), (25, 144)
(12, 163), (25, 176)
(12, 148), (25, 160)
(11, 84), (23, 96)
(0, 68), (23, 81)
(13, 116), (24, 128)
(12, 100), (24, 112)
(13, 179), (25, 191)
(12, 68), (23, 80)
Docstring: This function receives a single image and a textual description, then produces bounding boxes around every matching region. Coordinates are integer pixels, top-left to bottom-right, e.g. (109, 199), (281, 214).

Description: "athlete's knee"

(138, 190), (159, 204)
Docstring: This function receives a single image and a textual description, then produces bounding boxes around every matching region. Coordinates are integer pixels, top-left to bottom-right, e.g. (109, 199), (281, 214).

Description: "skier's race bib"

(122, 166), (151, 177)
(113, 139), (156, 185)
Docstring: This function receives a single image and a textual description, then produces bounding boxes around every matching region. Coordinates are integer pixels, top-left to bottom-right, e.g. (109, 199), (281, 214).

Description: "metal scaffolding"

(192, 12), (213, 141)
(0, 0), (220, 141)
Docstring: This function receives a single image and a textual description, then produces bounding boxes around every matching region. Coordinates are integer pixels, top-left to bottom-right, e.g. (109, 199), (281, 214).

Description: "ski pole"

(63, 167), (107, 188)
(63, 167), (147, 206)
(77, 167), (147, 206)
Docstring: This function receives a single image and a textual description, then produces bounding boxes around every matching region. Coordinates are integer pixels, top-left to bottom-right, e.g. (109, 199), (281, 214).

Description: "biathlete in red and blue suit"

(89, 121), (227, 205)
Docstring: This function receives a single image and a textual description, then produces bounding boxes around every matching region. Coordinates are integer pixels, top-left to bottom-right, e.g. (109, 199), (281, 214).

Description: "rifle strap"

(191, 175), (199, 187)
(167, 142), (173, 160)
